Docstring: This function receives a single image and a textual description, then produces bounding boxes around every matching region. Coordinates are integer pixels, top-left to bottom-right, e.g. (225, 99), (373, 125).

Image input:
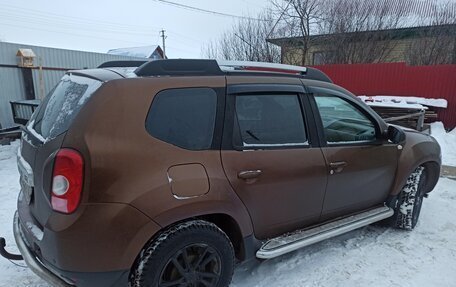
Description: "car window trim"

(227, 84), (305, 95)
(223, 84), (313, 151)
(233, 92), (310, 151)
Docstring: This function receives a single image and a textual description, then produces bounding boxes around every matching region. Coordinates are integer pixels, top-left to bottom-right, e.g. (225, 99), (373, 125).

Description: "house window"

(312, 51), (334, 65)
(313, 51), (326, 65)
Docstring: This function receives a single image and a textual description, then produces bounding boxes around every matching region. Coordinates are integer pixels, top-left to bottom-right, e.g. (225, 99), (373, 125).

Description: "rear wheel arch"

(136, 211), (251, 267)
(129, 219), (235, 287)
(197, 213), (247, 261)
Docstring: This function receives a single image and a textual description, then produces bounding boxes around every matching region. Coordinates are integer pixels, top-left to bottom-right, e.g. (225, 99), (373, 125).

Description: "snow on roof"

(358, 95), (448, 110)
(16, 48), (36, 58)
(107, 45), (161, 58)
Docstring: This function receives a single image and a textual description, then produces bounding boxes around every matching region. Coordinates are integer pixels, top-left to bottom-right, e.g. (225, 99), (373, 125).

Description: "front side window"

(314, 95), (376, 144)
(234, 94), (307, 148)
(146, 88), (217, 150)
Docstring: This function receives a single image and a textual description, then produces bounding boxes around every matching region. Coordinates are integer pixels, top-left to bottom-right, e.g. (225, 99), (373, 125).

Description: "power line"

(0, 12), (155, 37)
(151, 0), (265, 21)
(0, 3), (203, 44)
(0, 21), (150, 46)
(0, 3), (161, 31)
(267, 1), (292, 39)
(0, 6), (203, 49)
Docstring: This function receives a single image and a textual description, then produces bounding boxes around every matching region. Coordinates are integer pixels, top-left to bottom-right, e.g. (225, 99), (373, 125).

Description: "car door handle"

(329, 161), (347, 174)
(238, 170), (262, 180)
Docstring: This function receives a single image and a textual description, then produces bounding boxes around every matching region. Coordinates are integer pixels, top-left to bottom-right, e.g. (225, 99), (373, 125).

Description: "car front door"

(308, 86), (399, 220)
(221, 83), (328, 239)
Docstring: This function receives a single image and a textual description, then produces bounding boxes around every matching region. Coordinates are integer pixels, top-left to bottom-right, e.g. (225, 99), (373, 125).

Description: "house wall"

(0, 42), (143, 128)
(280, 37), (434, 65)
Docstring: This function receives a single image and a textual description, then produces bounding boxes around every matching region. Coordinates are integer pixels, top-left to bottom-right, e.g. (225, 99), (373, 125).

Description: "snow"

(232, 177), (456, 287)
(0, 141), (47, 287)
(1, 140), (455, 286)
(16, 147), (33, 186)
(358, 95), (448, 109)
(430, 122), (456, 167)
(107, 45), (161, 59)
(26, 120), (46, 143)
(24, 222), (43, 241)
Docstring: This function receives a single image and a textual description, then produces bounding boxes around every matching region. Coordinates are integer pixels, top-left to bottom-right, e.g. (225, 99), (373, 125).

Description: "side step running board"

(256, 206), (394, 259)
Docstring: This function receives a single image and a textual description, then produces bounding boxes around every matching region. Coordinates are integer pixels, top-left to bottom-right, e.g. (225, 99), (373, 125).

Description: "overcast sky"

(0, 0), (269, 58)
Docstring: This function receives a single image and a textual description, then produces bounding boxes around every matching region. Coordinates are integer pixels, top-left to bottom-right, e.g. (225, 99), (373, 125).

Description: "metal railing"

(10, 100), (41, 125)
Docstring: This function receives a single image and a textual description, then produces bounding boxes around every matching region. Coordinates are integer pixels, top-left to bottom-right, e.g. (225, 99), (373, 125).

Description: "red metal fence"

(313, 62), (456, 129)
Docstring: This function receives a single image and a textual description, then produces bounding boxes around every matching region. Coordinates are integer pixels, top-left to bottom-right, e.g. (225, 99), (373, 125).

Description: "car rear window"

(28, 74), (102, 141)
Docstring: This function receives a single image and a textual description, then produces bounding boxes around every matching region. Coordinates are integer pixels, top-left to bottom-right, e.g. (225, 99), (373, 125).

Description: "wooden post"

(39, 57), (45, 99)
(416, 110), (425, 131)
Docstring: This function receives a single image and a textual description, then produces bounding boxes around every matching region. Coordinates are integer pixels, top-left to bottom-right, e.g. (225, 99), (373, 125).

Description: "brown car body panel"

(221, 148), (328, 239)
(319, 145), (399, 220)
(15, 66), (441, 286)
(389, 129), (441, 196)
(222, 75), (330, 239)
(60, 76), (254, 270)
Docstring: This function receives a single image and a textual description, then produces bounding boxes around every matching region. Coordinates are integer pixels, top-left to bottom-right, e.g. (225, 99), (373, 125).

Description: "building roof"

(16, 48), (36, 58)
(267, 24), (456, 47)
(107, 45), (164, 59)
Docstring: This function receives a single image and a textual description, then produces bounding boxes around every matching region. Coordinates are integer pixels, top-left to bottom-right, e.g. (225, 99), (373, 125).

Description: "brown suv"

(6, 60), (441, 286)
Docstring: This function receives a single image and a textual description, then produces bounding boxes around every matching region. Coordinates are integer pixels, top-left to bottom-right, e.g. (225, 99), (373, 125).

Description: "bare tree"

(202, 11), (281, 63)
(271, 0), (456, 65)
(270, 0), (324, 65)
(405, 1), (456, 65)
(313, 0), (414, 64)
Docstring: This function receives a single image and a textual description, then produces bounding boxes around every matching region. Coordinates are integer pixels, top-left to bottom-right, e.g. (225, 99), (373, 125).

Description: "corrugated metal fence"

(0, 41), (143, 128)
(314, 62), (456, 129)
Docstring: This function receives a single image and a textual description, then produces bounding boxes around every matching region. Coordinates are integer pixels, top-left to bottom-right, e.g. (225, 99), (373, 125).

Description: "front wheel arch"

(421, 161), (440, 194)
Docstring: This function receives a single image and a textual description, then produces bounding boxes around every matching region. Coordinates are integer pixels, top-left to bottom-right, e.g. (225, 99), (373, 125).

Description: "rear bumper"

(13, 211), (73, 287)
(14, 211), (130, 287)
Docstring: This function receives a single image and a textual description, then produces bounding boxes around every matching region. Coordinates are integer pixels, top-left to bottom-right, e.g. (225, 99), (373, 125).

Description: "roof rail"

(217, 60), (307, 74)
(218, 60), (332, 82)
(132, 59), (332, 82)
(97, 60), (149, 68)
(135, 59), (223, 77)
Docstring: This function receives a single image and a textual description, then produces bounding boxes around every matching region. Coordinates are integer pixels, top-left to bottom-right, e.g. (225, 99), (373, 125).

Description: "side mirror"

(384, 125), (406, 144)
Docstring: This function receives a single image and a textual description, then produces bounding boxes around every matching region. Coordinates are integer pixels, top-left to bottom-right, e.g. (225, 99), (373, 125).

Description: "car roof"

(69, 59), (334, 83)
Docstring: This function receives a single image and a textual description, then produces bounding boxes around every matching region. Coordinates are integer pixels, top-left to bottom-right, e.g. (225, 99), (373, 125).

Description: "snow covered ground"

(430, 122), (456, 167)
(0, 137), (455, 286)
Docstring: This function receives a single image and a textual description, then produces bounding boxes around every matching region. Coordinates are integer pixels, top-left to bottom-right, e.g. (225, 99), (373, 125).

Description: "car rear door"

(220, 79), (328, 239)
(307, 86), (399, 220)
(18, 74), (102, 228)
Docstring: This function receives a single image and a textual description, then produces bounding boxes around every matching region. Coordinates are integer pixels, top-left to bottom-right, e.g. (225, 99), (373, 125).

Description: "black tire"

(129, 220), (235, 287)
(392, 166), (427, 230)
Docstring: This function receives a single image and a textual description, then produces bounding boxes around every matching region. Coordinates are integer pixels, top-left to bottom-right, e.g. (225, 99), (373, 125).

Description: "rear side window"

(146, 88), (217, 150)
(234, 94), (307, 148)
(29, 74), (101, 141)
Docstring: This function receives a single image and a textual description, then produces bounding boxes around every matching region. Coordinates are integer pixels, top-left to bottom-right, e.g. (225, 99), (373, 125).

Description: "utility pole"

(160, 29), (167, 59)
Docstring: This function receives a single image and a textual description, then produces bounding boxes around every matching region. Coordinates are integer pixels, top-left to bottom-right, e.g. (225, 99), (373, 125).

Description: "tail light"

(51, 149), (84, 214)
